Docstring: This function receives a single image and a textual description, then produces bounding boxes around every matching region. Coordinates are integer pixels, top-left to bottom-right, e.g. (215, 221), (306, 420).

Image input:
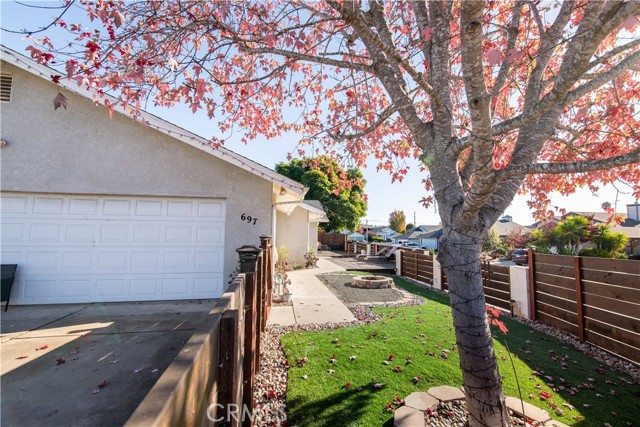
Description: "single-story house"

(275, 200), (327, 264)
(493, 216), (528, 241)
(391, 225), (442, 250)
(347, 232), (366, 242)
(0, 45), (315, 305)
(370, 226), (398, 241)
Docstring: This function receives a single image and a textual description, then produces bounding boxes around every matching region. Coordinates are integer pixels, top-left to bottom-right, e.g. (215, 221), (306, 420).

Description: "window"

(1, 74), (13, 102)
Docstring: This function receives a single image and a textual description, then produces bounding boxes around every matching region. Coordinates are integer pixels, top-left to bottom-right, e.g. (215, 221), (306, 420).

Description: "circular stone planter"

(351, 275), (393, 289)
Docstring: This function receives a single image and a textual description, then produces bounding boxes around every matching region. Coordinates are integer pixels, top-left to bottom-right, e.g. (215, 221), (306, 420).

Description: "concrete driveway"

(1, 300), (215, 427)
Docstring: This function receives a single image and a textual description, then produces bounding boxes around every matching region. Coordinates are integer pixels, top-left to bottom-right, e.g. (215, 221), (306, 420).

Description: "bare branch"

(491, 1), (523, 98)
(500, 148), (640, 178)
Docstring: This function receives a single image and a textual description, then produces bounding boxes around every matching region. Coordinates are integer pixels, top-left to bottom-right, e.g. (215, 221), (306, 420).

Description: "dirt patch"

(317, 273), (404, 304)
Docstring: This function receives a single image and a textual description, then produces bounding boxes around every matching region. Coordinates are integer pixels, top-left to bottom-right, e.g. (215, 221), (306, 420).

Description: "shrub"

(304, 250), (319, 268)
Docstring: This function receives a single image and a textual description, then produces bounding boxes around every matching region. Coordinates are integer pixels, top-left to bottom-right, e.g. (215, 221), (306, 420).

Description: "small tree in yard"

(388, 209), (407, 233)
(482, 227), (501, 252)
(22, 2), (640, 425)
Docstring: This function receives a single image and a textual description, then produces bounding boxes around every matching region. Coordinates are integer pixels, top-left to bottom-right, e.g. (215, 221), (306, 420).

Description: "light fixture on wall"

(0, 139), (8, 147)
(279, 187), (287, 196)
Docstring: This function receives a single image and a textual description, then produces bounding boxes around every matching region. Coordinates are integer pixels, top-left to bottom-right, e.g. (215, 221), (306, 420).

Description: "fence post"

(217, 310), (239, 427)
(527, 248), (536, 321)
(574, 256), (586, 343)
(236, 245), (262, 427)
(396, 249), (402, 275)
(260, 235), (273, 320)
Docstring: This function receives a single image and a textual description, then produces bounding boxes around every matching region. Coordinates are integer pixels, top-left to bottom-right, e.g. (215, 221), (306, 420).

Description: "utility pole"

(413, 211), (416, 227)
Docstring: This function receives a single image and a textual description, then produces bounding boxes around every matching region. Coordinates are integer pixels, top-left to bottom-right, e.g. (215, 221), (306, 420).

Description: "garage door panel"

(2, 193), (225, 304)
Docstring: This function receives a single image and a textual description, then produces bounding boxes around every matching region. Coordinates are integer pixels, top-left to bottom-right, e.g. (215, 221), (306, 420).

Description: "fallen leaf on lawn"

(394, 366), (403, 373)
(301, 375), (308, 380)
(373, 383), (384, 389)
(388, 354), (395, 361)
(69, 350), (79, 356)
(36, 345), (49, 351)
(412, 376), (422, 384)
(349, 356), (356, 361)
(539, 391), (552, 401)
(327, 369), (335, 374)
(382, 360), (389, 365)
(344, 382), (352, 388)
(151, 369), (160, 374)
(562, 403), (574, 410)
(583, 403), (592, 409)
(133, 368), (143, 374)
(108, 359), (120, 365)
(91, 389), (101, 395)
(56, 358), (66, 366)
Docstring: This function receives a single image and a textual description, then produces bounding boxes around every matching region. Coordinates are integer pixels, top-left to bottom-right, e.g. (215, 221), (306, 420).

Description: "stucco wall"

(0, 62), (273, 286)
(276, 207), (309, 265)
(308, 221), (319, 254)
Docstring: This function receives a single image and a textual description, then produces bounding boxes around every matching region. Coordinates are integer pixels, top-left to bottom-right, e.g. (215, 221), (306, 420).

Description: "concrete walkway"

(267, 257), (356, 326)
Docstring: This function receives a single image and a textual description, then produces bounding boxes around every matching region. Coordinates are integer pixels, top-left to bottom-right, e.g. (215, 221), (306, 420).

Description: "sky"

(1, 1), (638, 227)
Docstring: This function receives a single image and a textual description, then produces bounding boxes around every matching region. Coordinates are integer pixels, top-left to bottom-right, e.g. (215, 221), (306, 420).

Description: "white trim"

(0, 46), (306, 195)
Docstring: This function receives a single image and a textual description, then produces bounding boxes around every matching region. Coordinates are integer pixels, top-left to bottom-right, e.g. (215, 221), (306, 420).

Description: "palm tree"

(554, 216), (591, 254)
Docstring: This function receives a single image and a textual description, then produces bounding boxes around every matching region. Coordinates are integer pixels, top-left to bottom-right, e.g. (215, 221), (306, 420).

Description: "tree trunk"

(439, 230), (509, 427)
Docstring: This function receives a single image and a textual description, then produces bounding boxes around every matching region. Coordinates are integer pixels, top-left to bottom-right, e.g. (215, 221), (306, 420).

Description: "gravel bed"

(424, 400), (533, 427)
(317, 273), (405, 304)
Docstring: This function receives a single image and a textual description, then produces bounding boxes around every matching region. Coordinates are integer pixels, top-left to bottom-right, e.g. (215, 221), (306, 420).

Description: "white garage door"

(1, 193), (225, 304)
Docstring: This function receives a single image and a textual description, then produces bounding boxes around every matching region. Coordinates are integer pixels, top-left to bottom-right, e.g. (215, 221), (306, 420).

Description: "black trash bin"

(1, 264), (18, 312)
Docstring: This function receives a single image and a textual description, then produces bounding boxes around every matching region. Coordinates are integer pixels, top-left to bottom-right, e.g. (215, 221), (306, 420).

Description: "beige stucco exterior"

(275, 206), (320, 265)
(0, 61), (276, 286)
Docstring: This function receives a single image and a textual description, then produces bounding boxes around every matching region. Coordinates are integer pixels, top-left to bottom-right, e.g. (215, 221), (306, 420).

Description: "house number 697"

(241, 214), (257, 225)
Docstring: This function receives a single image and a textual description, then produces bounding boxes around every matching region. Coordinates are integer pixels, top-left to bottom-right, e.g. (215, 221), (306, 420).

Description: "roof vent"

(0, 74), (12, 102)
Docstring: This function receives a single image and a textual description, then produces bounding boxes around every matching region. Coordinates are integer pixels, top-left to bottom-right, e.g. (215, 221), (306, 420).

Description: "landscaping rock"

(404, 392), (439, 411)
(505, 396), (551, 423)
(427, 385), (466, 402)
(394, 405), (426, 427)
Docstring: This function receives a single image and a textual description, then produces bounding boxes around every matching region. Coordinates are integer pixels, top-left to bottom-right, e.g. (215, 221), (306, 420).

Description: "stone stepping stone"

(427, 385), (465, 402)
(404, 392), (439, 411)
(505, 396), (551, 423)
(393, 406), (425, 427)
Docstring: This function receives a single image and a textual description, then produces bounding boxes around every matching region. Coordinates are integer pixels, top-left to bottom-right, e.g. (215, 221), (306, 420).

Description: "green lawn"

(281, 276), (640, 427)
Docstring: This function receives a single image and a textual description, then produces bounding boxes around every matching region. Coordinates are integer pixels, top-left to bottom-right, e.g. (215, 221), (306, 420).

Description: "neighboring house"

(0, 46), (310, 305)
(371, 226), (398, 241)
(392, 225), (442, 250)
(276, 200), (328, 264)
(347, 232), (366, 242)
(493, 216), (527, 241)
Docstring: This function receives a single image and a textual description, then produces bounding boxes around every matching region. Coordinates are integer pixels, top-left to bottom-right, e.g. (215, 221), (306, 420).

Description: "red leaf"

(344, 382), (352, 388)
(268, 389), (276, 399)
(345, 90), (355, 98)
(486, 48), (502, 67)
(65, 60), (76, 79)
(53, 92), (68, 110)
(36, 345), (49, 351)
(421, 26), (433, 42)
(51, 75), (61, 85)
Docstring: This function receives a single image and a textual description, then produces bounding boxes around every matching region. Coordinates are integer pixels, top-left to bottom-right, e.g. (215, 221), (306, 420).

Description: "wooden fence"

(530, 252), (640, 363)
(400, 251), (435, 284)
(318, 232), (347, 250)
(398, 251), (510, 310)
(482, 262), (511, 311)
(126, 238), (274, 427)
